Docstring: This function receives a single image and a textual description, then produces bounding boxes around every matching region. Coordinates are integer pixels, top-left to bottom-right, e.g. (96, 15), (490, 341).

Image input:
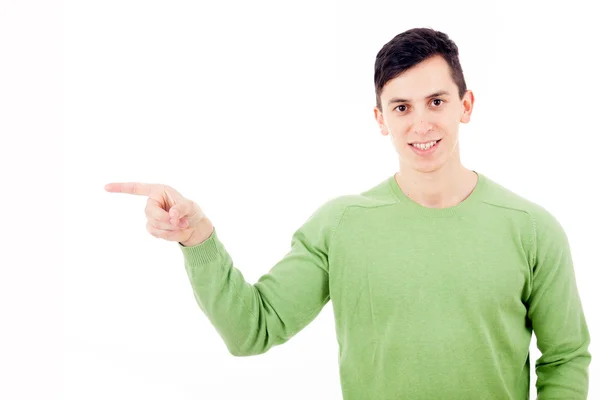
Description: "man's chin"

(400, 159), (446, 174)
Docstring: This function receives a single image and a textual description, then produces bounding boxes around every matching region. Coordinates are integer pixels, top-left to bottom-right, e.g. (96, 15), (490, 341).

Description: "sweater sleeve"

(526, 208), (591, 399)
(177, 198), (345, 356)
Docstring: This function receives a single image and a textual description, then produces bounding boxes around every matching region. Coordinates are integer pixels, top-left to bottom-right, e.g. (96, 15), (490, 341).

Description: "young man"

(106, 27), (591, 399)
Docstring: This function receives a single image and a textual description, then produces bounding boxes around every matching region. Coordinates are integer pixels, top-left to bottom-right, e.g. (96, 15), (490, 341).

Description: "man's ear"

(374, 106), (388, 136)
(460, 90), (475, 124)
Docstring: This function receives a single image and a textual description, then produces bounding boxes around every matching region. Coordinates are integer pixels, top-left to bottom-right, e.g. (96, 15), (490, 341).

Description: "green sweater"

(178, 171), (591, 399)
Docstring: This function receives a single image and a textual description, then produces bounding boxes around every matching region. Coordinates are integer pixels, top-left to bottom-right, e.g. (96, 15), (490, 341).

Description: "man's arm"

(178, 197), (346, 356)
(526, 208), (591, 399)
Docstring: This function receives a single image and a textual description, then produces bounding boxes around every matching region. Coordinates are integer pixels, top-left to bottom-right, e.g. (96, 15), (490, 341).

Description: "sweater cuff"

(178, 227), (225, 265)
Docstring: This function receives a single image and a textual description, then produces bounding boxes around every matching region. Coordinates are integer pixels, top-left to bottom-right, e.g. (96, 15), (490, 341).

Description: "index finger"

(104, 182), (162, 196)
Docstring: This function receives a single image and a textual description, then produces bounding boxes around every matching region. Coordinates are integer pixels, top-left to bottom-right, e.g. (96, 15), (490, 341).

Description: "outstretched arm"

(179, 198), (346, 356)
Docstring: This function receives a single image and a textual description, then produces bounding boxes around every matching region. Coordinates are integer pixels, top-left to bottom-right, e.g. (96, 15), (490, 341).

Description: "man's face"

(374, 55), (474, 174)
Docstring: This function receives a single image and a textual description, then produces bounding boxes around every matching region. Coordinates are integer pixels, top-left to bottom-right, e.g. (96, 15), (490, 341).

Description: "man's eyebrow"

(387, 90), (451, 105)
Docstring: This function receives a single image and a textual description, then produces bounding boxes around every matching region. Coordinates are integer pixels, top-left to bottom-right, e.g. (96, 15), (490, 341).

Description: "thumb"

(169, 200), (194, 221)
(169, 205), (183, 221)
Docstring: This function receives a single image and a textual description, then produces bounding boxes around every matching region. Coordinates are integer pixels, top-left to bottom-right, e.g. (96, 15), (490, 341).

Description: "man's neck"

(394, 164), (478, 209)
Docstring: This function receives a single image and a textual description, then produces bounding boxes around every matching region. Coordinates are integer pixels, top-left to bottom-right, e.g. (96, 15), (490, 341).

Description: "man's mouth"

(409, 139), (442, 151)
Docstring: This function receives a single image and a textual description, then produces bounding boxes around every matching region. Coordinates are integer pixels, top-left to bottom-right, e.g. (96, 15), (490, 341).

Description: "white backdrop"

(1, 0), (597, 399)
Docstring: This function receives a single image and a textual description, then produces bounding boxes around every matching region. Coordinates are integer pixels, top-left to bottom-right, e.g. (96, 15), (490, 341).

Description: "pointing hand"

(104, 182), (211, 246)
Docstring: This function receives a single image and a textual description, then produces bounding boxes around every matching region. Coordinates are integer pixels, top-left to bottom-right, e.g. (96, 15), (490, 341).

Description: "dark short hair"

(374, 27), (467, 111)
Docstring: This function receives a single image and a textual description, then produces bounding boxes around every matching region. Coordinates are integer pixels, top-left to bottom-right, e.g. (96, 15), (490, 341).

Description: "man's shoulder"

(481, 174), (564, 234)
(306, 176), (398, 227)
(482, 174), (551, 215)
(326, 176), (397, 211)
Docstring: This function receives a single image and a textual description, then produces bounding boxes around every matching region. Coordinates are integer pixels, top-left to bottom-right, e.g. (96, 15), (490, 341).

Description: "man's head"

(373, 27), (474, 174)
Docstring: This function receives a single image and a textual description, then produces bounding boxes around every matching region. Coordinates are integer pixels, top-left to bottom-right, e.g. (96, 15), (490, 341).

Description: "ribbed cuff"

(178, 227), (225, 265)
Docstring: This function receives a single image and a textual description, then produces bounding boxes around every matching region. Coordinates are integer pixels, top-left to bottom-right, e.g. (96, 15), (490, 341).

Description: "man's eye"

(394, 99), (444, 113)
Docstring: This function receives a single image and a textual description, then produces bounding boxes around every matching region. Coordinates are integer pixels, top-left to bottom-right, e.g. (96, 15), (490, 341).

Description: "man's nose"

(412, 120), (434, 135)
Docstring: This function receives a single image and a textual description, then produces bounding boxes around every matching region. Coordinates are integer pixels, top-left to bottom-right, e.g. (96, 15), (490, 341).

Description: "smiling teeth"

(411, 140), (437, 150)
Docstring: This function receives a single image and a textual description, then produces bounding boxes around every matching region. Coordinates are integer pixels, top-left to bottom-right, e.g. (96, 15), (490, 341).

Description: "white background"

(0, 0), (597, 399)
